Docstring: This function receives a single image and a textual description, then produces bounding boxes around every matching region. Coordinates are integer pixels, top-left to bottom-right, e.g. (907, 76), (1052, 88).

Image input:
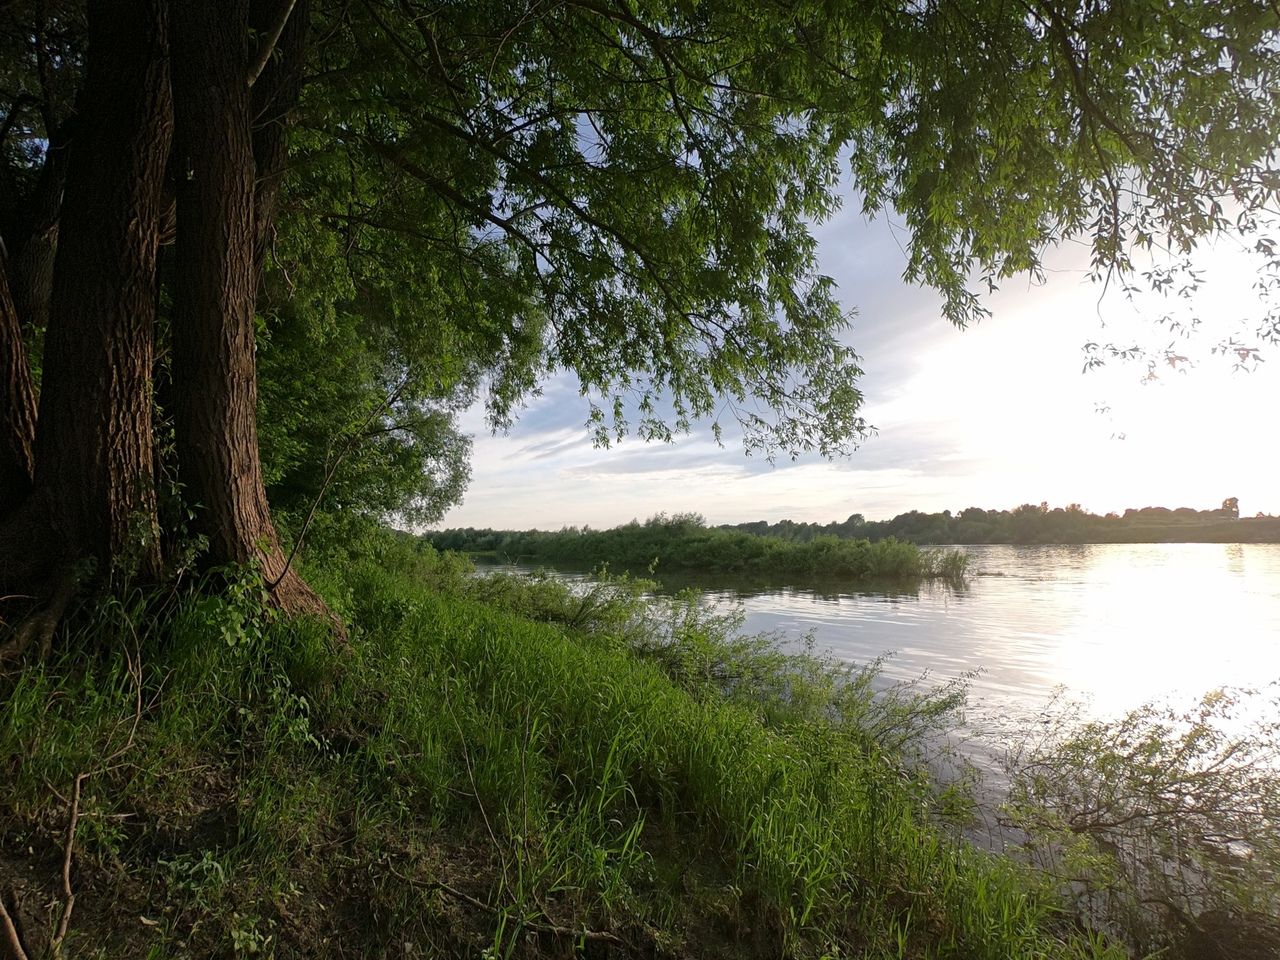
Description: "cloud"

(510, 428), (589, 461)
(561, 445), (761, 479)
(482, 374), (587, 437)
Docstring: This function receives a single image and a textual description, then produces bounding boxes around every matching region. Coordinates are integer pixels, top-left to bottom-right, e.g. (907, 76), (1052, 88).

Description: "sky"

(435, 199), (1280, 530)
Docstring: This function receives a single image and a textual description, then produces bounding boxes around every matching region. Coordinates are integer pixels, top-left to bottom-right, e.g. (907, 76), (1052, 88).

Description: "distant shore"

(931, 517), (1280, 545)
(724, 506), (1280, 546)
(431, 509), (1280, 553)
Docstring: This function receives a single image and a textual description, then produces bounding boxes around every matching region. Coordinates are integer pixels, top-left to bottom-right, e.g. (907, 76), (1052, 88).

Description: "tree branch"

(247, 0), (299, 87)
(0, 892), (30, 960)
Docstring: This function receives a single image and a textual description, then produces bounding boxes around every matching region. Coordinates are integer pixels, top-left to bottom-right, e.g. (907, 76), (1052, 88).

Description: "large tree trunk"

(0, 260), (36, 510)
(13, 0), (171, 578)
(170, 0), (329, 618)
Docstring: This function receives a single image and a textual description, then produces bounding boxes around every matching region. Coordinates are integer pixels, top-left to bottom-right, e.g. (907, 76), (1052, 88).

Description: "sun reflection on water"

(719, 543), (1280, 730)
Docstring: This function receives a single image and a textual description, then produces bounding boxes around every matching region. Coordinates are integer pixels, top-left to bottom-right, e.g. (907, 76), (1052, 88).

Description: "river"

(477, 542), (1280, 738)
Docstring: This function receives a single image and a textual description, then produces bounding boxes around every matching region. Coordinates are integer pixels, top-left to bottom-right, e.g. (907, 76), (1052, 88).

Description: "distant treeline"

(427, 513), (967, 582)
(431, 503), (1280, 558)
(726, 502), (1280, 545)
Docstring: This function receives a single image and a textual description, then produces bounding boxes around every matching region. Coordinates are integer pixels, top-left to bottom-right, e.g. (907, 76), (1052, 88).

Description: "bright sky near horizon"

(436, 196), (1280, 531)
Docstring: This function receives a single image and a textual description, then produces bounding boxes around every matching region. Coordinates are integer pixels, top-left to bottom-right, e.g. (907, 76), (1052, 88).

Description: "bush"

(1001, 687), (1280, 958)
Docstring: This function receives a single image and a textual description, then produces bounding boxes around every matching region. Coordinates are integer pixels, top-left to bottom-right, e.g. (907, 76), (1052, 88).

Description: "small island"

(429, 512), (969, 585)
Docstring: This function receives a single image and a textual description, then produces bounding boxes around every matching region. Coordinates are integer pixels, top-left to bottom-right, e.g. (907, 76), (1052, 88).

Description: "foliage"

(429, 512), (969, 584)
(280, 0), (1280, 463)
(256, 302), (472, 529)
(1001, 688), (1280, 958)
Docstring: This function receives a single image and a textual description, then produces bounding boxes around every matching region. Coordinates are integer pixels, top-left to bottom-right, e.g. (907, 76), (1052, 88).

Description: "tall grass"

(430, 513), (970, 586)
(0, 536), (1109, 959)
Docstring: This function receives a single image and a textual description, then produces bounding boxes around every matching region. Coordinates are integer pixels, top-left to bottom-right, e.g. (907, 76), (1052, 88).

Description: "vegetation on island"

(2, 0), (1280, 957)
(429, 512), (970, 585)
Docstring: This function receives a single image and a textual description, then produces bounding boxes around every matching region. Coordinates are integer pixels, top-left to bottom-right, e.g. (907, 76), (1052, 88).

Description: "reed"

(431, 513), (971, 587)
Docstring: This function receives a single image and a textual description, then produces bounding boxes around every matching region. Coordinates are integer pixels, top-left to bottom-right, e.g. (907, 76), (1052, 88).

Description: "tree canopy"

(278, 0), (1280, 456)
(1, 0), (1278, 621)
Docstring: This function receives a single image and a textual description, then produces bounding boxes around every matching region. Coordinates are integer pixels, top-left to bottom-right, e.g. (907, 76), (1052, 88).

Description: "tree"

(1, 0), (1278, 639)
(3, 0), (171, 586)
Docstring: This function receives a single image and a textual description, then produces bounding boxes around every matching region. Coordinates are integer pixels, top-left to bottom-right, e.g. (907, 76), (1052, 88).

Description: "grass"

(0, 533), (1114, 959)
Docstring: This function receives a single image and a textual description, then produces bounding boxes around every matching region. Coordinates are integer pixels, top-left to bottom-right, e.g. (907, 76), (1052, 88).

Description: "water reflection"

(1225, 542), (1246, 575)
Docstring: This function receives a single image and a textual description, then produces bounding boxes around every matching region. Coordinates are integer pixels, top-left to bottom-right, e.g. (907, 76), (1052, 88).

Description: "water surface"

(480, 543), (1280, 722)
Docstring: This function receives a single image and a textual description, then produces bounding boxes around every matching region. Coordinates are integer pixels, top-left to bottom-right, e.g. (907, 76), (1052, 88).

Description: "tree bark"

(21, 0), (171, 575)
(170, 0), (330, 618)
(0, 260), (36, 511)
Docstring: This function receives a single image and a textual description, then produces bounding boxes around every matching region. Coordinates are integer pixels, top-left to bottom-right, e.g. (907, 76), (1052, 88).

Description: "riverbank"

(1, 531), (1115, 960)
